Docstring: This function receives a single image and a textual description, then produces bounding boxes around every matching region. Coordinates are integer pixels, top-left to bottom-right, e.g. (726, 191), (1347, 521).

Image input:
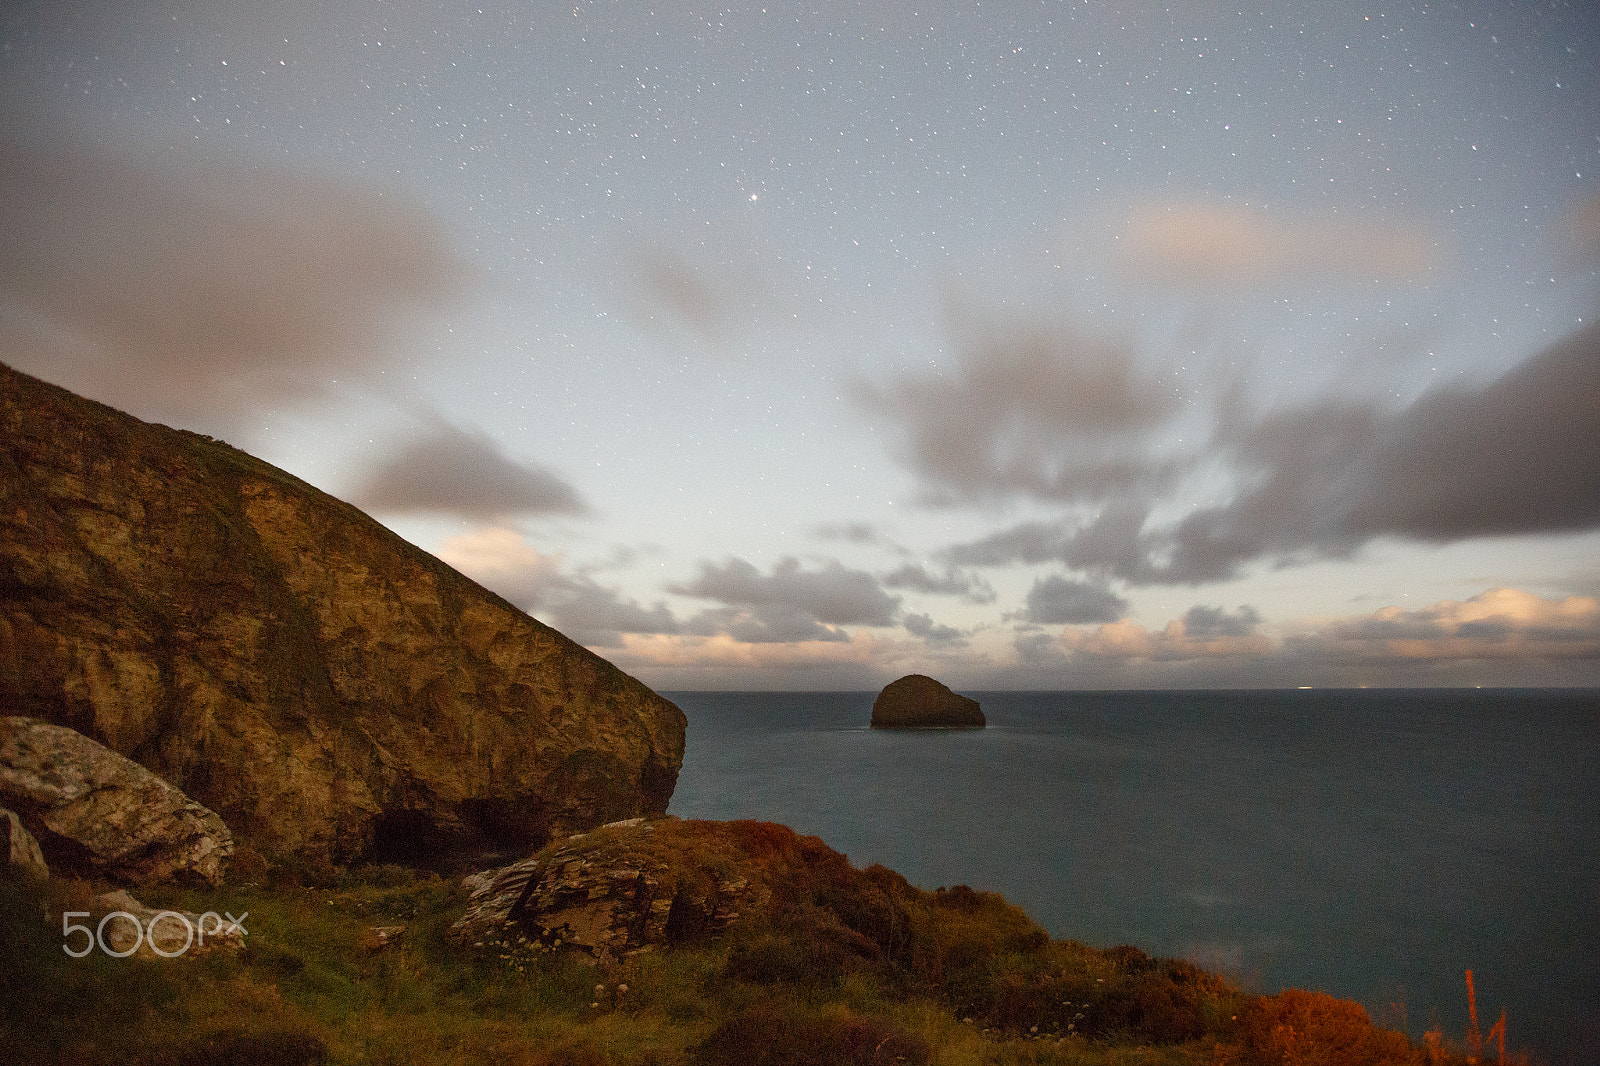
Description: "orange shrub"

(1224, 988), (1422, 1066)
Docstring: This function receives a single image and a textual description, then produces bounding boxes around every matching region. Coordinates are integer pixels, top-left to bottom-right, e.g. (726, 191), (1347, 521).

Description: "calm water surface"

(664, 689), (1599, 1065)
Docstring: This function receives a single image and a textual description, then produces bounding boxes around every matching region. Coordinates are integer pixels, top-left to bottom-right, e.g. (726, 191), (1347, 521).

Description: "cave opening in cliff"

(365, 808), (451, 869)
(366, 801), (548, 871)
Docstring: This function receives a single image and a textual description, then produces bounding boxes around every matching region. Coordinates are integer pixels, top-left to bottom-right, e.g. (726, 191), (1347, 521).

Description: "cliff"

(0, 362), (685, 865)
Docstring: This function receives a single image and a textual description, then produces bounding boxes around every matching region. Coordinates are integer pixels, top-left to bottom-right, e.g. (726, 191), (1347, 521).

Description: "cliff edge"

(0, 362), (685, 866)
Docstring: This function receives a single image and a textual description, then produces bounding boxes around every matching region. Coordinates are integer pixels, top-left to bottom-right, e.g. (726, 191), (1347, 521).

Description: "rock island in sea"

(870, 673), (986, 728)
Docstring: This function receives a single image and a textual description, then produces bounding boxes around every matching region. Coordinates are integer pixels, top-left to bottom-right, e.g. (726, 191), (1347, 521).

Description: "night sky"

(4, 0), (1598, 688)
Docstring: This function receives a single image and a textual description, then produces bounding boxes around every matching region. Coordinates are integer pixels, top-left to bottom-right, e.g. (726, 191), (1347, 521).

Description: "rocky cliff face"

(0, 362), (686, 865)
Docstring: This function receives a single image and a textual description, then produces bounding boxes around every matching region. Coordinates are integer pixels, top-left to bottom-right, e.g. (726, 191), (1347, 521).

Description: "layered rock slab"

(870, 674), (984, 728)
(1, 716), (231, 884)
(0, 362), (687, 864)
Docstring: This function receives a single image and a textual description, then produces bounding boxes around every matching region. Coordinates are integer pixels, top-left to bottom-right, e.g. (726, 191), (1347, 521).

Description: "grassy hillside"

(0, 835), (1495, 1066)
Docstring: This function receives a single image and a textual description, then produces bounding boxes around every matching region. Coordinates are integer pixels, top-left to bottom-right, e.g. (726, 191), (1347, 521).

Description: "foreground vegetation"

(0, 843), (1502, 1066)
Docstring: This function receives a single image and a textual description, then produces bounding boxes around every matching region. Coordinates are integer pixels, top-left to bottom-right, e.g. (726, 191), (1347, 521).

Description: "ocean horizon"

(663, 687), (1599, 1066)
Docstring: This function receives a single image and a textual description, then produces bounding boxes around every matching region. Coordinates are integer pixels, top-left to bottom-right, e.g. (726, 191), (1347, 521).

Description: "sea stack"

(870, 674), (985, 728)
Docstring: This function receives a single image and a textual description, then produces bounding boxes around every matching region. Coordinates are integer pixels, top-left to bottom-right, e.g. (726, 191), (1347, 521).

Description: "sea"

(662, 688), (1599, 1066)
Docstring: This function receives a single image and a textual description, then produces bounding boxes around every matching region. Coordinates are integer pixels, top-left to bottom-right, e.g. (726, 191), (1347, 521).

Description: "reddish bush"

(1225, 988), (1421, 1066)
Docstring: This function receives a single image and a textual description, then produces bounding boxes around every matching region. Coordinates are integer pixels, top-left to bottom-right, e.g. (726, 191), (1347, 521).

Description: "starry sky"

(3, 0), (1598, 689)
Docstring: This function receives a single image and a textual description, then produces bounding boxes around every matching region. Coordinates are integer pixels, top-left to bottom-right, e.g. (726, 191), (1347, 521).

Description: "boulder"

(2, 804), (48, 879)
(91, 889), (246, 958)
(0, 716), (232, 885)
(0, 362), (686, 865)
(451, 818), (893, 963)
(870, 674), (984, 728)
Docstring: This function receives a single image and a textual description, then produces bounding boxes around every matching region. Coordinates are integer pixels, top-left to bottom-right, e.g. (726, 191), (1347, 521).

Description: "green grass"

(0, 856), (1487, 1066)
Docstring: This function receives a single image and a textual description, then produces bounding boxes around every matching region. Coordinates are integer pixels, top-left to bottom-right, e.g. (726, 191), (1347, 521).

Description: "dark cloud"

(1162, 320), (1600, 581)
(346, 418), (589, 520)
(949, 503), (1152, 577)
(543, 585), (680, 648)
(1014, 630), (1063, 665)
(815, 522), (886, 545)
(1181, 605), (1261, 639)
(903, 612), (967, 646)
(682, 606), (850, 644)
(943, 321), (1600, 585)
(670, 556), (900, 643)
(1020, 575), (1129, 625)
(0, 137), (467, 433)
(881, 563), (996, 604)
(854, 313), (1186, 506)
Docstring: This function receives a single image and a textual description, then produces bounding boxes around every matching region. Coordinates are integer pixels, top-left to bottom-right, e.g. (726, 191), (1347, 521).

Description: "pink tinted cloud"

(1116, 201), (1439, 289)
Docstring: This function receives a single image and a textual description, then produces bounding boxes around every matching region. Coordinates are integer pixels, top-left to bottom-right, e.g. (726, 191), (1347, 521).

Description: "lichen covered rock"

(0, 362), (686, 865)
(1, 716), (231, 885)
(870, 674), (984, 728)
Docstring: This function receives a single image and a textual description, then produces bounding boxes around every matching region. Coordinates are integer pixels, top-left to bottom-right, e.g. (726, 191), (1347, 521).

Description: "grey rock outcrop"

(0, 362), (686, 865)
(1, 716), (232, 885)
(870, 674), (984, 728)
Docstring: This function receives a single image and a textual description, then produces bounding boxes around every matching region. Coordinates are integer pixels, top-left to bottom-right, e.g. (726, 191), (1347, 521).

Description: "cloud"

(1012, 589), (1598, 686)
(854, 313), (1187, 506)
(941, 320), (1600, 584)
(1181, 605), (1263, 640)
(346, 418), (589, 520)
(440, 538), (911, 650)
(628, 250), (730, 345)
(1286, 588), (1600, 663)
(1019, 575), (1129, 625)
(1159, 320), (1600, 581)
(903, 612), (967, 646)
(435, 527), (568, 609)
(436, 528), (679, 647)
(1116, 201), (1438, 289)
(670, 556), (900, 644)
(881, 563), (997, 604)
(1573, 191), (1600, 262)
(1055, 606), (1272, 662)
(546, 591), (681, 648)
(603, 631), (896, 690)
(0, 137), (467, 432)
(815, 522), (889, 545)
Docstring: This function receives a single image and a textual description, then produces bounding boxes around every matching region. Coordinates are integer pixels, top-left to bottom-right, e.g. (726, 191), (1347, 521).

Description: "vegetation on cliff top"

(0, 819), (1504, 1066)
